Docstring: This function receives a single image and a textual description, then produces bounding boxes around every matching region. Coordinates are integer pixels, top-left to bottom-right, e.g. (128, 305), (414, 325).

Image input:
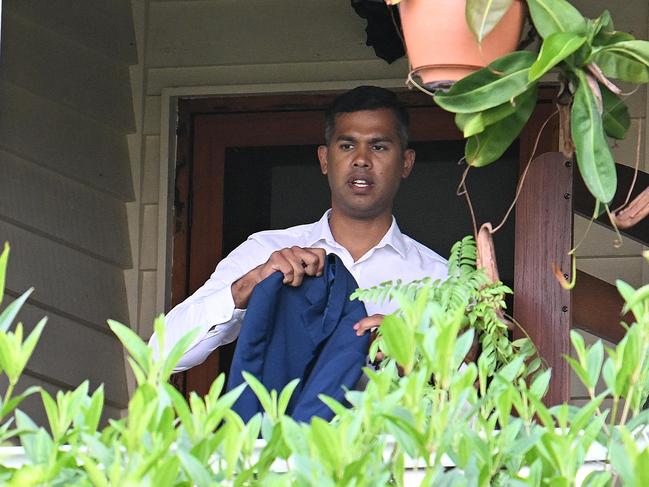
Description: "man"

(149, 86), (447, 371)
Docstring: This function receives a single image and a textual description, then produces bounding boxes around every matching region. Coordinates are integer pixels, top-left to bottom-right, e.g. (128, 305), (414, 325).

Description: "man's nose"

(352, 147), (372, 168)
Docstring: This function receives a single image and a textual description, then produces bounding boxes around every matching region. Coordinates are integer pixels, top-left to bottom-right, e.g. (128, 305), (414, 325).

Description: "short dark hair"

(324, 86), (410, 149)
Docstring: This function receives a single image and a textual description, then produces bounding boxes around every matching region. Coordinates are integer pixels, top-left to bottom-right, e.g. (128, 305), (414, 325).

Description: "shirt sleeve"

(148, 237), (271, 372)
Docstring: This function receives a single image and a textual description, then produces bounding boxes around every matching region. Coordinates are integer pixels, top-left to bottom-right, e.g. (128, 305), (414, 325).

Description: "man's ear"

(317, 145), (329, 175)
(401, 148), (415, 178)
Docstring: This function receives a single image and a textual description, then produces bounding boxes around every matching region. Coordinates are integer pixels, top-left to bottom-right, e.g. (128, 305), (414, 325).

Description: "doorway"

(170, 90), (535, 397)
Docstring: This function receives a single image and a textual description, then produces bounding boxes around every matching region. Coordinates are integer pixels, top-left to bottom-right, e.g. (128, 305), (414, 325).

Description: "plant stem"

(589, 386), (610, 436)
(609, 397), (620, 431)
(619, 322), (649, 426)
(2, 382), (14, 419)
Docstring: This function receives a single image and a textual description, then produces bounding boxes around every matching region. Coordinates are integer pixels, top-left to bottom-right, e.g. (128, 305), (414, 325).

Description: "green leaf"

(529, 368), (551, 399)
(601, 40), (649, 67)
(586, 340), (604, 390)
(162, 382), (193, 435)
(456, 92), (526, 137)
(309, 417), (341, 470)
(601, 358), (617, 395)
(591, 50), (649, 83)
(177, 449), (213, 487)
(278, 378), (300, 416)
(465, 86), (537, 167)
(564, 355), (591, 389)
(434, 51), (536, 113)
(242, 372), (273, 415)
(319, 395), (349, 420)
(609, 440), (633, 485)
(380, 314), (414, 370)
(0, 386), (39, 420)
(160, 326), (200, 381)
(570, 329), (586, 360)
(16, 410), (54, 465)
(151, 457), (180, 487)
(529, 32), (587, 81)
(453, 328), (475, 366)
(465, 0), (513, 44)
(18, 318), (46, 375)
(40, 390), (60, 440)
(0, 288), (34, 333)
(0, 243), (9, 307)
(601, 85), (630, 139)
(76, 453), (109, 487)
(495, 355), (525, 383)
(571, 71), (617, 203)
(81, 385), (104, 433)
(594, 31), (635, 48)
(0, 326), (21, 382)
(570, 391), (606, 433)
(526, 0), (587, 39)
(280, 416), (309, 455)
(623, 283), (649, 312)
(581, 471), (612, 487)
(107, 320), (151, 375)
(635, 449), (649, 486)
(589, 10), (613, 41)
(618, 280), (645, 319)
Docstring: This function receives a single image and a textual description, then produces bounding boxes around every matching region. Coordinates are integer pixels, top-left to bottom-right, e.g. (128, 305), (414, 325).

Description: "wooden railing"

(572, 162), (648, 345)
(574, 162), (649, 246)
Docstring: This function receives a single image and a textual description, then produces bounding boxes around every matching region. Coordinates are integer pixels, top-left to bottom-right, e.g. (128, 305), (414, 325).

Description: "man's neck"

(328, 210), (393, 261)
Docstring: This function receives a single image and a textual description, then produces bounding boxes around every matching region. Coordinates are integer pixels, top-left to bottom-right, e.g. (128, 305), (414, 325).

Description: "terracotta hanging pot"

(398, 0), (526, 86)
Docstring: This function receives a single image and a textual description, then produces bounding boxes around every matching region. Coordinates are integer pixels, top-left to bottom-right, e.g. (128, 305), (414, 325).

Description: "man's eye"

(340, 143), (354, 150)
(372, 145), (387, 151)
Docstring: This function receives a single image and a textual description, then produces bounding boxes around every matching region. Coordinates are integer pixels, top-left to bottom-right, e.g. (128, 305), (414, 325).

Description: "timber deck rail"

(573, 162), (649, 344)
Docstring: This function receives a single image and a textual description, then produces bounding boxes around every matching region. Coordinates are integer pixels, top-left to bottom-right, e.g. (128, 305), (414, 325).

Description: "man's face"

(318, 108), (415, 220)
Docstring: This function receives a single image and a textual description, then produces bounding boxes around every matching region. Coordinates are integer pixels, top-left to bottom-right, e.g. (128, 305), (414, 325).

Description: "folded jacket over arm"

(227, 253), (369, 423)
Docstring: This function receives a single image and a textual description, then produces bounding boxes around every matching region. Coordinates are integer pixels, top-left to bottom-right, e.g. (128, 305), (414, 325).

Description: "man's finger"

(291, 247), (322, 277)
(353, 314), (384, 336)
(279, 247), (306, 286)
(305, 247), (327, 276)
(267, 253), (295, 283)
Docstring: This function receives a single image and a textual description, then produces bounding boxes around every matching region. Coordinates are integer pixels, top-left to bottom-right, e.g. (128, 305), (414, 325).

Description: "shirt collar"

(307, 209), (408, 259)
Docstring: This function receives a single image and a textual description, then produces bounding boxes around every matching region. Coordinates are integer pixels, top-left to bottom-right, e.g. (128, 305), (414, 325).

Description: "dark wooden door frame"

(171, 87), (569, 402)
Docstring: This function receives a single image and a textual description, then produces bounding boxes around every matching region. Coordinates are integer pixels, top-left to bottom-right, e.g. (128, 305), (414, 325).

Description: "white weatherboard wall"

(136, 0), (649, 407)
(0, 0), (137, 423)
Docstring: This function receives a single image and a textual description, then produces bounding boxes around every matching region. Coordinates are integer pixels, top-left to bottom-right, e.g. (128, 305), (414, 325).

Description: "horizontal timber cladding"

(0, 149), (132, 268)
(146, 0), (375, 68)
(7, 298), (129, 407)
(1, 12), (135, 131)
(0, 81), (134, 201)
(4, 0), (137, 64)
(0, 220), (130, 328)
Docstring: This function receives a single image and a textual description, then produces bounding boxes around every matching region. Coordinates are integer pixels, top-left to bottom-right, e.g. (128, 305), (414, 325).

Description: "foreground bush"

(0, 240), (648, 485)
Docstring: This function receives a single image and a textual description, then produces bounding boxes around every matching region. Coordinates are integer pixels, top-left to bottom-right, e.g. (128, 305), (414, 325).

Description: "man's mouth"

(349, 178), (373, 188)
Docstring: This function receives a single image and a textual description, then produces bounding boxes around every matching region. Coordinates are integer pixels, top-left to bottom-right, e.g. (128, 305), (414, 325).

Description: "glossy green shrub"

(1, 241), (649, 486)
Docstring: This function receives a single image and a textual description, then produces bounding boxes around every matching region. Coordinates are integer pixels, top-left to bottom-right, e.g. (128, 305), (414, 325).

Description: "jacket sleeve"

(148, 237), (271, 372)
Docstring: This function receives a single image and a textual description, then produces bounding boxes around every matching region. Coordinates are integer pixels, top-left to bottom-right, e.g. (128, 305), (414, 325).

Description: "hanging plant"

(426, 0), (649, 209)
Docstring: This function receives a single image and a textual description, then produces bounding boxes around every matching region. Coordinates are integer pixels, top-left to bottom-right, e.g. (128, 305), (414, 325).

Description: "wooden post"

(514, 152), (573, 405)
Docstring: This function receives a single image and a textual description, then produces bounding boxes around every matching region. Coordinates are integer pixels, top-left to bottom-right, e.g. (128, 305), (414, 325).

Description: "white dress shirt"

(149, 210), (448, 372)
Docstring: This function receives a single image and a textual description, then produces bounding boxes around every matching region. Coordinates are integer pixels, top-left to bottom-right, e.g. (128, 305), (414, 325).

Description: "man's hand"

(231, 247), (326, 309)
(353, 314), (384, 336)
(353, 314), (385, 362)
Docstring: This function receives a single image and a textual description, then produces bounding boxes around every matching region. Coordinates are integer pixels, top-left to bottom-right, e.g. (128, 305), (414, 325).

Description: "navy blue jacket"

(227, 254), (369, 423)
